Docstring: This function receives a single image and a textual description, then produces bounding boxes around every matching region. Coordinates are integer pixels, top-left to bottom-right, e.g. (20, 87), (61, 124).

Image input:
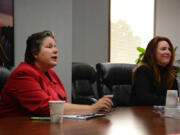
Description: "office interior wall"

(72, 0), (109, 66)
(14, 0), (72, 101)
(155, 0), (180, 60)
(72, 0), (180, 65)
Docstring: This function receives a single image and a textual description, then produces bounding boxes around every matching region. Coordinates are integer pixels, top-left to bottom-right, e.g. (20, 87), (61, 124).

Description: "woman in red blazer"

(0, 30), (113, 117)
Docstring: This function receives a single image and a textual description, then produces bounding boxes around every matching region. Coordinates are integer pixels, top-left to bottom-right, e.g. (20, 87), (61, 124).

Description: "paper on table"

(30, 113), (105, 121)
(153, 105), (180, 119)
(63, 113), (105, 120)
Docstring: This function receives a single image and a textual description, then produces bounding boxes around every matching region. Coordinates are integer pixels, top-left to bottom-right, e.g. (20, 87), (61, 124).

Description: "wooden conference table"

(0, 106), (180, 135)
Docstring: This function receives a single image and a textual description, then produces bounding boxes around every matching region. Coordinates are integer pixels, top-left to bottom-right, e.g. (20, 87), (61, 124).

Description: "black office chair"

(72, 62), (98, 105)
(0, 66), (11, 93)
(96, 63), (136, 107)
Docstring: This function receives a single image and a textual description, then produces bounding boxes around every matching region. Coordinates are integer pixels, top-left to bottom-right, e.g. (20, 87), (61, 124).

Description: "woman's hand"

(91, 95), (114, 113)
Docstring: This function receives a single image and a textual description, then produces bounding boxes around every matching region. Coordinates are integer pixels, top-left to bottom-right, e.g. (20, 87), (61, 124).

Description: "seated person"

(131, 36), (178, 106)
(0, 30), (113, 117)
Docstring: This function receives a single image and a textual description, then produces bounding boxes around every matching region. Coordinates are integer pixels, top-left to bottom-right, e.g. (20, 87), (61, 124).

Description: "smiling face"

(34, 36), (58, 72)
(155, 40), (172, 67)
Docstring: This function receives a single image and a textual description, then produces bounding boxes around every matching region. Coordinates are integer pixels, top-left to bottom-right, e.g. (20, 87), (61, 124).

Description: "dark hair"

(25, 30), (55, 64)
(132, 36), (176, 89)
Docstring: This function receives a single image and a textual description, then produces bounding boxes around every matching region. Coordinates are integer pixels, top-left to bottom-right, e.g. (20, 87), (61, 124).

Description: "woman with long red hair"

(131, 36), (178, 105)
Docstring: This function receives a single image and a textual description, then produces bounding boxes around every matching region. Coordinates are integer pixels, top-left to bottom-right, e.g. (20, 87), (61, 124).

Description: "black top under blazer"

(131, 65), (178, 106)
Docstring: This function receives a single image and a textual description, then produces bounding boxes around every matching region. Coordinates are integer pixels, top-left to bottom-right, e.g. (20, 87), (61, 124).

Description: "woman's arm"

(64, 95), (114, 114)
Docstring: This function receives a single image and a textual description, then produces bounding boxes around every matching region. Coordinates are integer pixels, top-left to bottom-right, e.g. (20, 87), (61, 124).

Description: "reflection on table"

(0, 106), (180, 135)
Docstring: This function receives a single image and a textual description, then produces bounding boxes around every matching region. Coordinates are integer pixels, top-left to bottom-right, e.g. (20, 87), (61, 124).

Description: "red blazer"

(0, 62), (68, 117)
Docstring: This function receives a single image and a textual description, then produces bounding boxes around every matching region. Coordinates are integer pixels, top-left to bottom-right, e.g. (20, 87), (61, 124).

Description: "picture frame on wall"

(0, 0), (14, 69)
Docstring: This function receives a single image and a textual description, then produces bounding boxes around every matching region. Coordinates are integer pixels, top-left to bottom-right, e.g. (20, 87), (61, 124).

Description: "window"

(110, 0), (155, 63)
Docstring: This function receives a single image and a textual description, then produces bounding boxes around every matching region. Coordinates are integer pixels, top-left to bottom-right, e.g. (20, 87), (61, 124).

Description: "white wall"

(72, 0), (180, 65)
(156, 0), (180, 60)
(72, 0), (109, 66)
(14, 0), (72, 101)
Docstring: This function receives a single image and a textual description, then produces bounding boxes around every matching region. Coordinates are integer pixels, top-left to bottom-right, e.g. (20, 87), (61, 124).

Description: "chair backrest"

(0, 66), (11, 92)
(72, 62), (98, 104)
(96, 63), (136, 107)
